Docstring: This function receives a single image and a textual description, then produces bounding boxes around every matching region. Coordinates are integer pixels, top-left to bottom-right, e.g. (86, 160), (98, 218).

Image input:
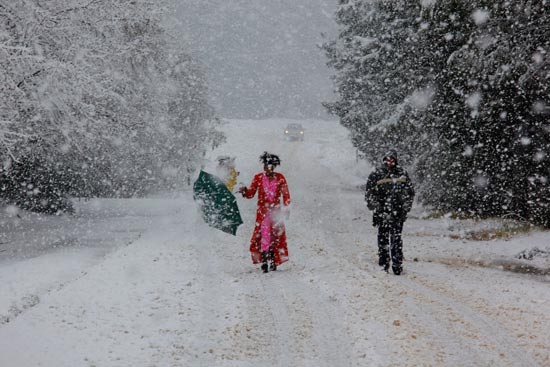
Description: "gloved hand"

(367, 201), (380, 212)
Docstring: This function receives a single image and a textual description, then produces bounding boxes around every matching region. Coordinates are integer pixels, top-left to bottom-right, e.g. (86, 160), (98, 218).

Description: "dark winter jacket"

(365, 165), (415, 226)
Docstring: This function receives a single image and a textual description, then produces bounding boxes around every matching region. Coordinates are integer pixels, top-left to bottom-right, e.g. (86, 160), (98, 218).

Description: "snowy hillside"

(0, 119), (549, 366)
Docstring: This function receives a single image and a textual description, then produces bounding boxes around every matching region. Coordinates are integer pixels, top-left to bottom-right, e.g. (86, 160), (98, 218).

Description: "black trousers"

(377, 221), (404, 268)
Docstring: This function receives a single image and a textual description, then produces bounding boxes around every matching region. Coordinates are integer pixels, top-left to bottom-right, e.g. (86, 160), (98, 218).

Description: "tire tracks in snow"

(346, 246), (541, 366)
(253, 267), (353, 367)
(394, 272), (541, 367)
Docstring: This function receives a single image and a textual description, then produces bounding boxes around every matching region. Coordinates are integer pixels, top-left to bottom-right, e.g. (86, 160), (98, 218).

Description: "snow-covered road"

(0, 119), (548, 366)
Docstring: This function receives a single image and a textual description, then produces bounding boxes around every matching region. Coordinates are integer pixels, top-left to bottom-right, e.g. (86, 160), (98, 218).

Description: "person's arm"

(278, 174), (291, 220)
(239, 174), (260, 199)
(280, 175), (291, 206)
(365, 172), (379, 211)
(403, 171), (415, 212)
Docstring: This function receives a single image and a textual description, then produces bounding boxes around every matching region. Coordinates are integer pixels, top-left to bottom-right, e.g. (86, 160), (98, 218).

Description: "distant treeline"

(1, 1), (223, 213)
(324, 0), (550, 227)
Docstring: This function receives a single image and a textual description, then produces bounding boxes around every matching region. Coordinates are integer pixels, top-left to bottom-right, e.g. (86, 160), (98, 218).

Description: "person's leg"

(260, 216), (272, 253)
(261, 251), (268, 273)
(390, 221), (404, 275)
(377, 224), (390, 271)
(268, 248), (276, 271)
(260, 216), (272, 273)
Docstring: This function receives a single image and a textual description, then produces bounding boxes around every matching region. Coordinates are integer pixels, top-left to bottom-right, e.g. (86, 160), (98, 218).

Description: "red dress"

(241, 172), (291, 266)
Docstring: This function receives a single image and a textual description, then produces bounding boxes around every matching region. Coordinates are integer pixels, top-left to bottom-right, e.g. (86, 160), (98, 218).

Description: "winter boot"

(268, 250), (277, 271)
(261, 252), (269, 273)
(392, 265), (402, 275)
(379, 257), (390, 273)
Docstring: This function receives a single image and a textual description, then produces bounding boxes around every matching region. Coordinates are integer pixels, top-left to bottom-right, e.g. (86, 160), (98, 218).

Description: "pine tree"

(324, 0), (550, 226)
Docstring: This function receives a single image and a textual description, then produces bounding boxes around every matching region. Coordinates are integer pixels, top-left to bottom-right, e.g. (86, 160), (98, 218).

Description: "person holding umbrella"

(238, 152), (291, 273)
(215, 155), (239, 192)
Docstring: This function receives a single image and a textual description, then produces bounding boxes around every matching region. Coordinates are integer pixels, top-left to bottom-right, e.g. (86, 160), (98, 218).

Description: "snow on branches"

(1, 0), (222, 212)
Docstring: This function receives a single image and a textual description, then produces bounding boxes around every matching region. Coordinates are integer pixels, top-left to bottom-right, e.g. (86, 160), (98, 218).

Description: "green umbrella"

(193, 170), (243, 235)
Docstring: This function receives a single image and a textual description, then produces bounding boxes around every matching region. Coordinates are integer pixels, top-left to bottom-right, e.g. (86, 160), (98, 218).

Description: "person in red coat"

(238, 152), (291, 273)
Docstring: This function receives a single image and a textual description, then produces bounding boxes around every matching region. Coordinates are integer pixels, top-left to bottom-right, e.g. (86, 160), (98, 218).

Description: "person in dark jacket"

(365, 150), (415, 275)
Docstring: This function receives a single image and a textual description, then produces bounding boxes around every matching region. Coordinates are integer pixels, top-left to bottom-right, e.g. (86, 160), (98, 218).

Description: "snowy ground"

(0, 118), (549, 366)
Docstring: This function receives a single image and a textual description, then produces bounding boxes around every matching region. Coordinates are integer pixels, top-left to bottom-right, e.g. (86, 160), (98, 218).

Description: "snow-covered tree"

(324, 0), (437, 165)
(418, 1), (550, 225)
(1, 0), (222, 212)
(325, 0), (550, 226)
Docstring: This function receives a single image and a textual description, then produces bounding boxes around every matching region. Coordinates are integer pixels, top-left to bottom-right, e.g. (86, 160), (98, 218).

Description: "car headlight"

(300, 131), (303, 134)
(285, 130), (288, 133)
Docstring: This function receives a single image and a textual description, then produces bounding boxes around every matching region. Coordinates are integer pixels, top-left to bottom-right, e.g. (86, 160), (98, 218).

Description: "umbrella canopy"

(193, 170), (243, 235)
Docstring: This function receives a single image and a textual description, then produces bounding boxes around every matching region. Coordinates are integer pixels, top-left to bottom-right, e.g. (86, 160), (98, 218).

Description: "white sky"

(168, 0), (338, 119)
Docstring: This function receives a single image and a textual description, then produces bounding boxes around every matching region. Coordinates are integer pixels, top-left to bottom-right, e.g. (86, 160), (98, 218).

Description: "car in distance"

(284, 123), (304, 141)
